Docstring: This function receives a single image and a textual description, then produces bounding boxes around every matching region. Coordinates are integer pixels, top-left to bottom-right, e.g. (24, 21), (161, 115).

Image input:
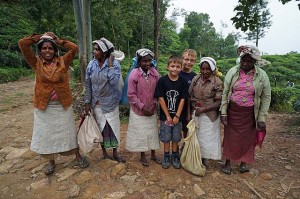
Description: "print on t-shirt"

(166, 90), (179, 113)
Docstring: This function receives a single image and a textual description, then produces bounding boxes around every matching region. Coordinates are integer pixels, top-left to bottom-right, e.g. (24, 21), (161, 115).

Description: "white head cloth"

(238, 45), (262, 61)
(136, 48), (154, 57)
(92, 37), (114, 52)
(199, 57), (216, 72)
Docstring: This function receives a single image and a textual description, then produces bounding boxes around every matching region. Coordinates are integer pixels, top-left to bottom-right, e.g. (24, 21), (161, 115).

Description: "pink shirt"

(230, 69), (255, 107)
(127, 67), (159, 116)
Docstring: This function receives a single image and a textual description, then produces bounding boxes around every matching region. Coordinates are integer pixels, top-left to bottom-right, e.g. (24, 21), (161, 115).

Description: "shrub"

(271, 87), (300, 112)
(0, 67), (32, 83)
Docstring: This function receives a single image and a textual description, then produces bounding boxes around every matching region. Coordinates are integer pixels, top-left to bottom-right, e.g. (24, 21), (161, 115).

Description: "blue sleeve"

(107, 59), (121, 85)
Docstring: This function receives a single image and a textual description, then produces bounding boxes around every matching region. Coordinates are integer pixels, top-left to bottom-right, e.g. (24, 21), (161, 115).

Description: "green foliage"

(0, 67), (33, 84)
(271, 87), (300, 112)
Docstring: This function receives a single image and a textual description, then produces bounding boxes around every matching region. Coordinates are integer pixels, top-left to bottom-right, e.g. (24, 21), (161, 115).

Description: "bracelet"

(174, 114), (180, 119)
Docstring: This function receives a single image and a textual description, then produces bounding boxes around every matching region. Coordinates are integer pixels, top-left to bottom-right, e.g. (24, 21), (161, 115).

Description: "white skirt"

(125, 109), (160, 152)
(93, 105), (121, 144)
(31, 101), (78, 154)
(195, 114), (221, 160)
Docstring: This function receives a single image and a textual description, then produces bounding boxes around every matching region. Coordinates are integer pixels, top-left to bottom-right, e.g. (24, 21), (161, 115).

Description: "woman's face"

(139, 55), (152, 72)
(40, 41), (56, 62)
(240, 54), (256, 73)
(93, 44), (104, 60)
(200, 62), (213, 80)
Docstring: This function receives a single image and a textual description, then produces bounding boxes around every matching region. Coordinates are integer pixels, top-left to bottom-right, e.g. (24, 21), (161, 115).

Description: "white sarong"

(93, 105), (120, 144)
(125, 109), (160, 152)
(31, 101), (78, 154)
(195, 114), (221, 160)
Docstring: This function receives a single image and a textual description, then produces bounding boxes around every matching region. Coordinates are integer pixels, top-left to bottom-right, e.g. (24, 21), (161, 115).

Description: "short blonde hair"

(167, 55), (183, 66)
(182, 49), (197, 59)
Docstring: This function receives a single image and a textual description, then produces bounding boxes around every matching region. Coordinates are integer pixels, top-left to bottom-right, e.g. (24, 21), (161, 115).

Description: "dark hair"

(37, 39), (58, 55)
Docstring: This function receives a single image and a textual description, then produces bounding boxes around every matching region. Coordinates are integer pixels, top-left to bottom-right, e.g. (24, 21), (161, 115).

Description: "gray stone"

(168, 193), (176, 199)
(6, 148), (28, 160)
(102, 191), (126, 199)
(56, 168), (78, 182)
(120, 175), (138, 184)
(193, 184), (206, 197)
(68, 185), (80, 198)
(58, 185), (68, 191)
(73, 171), (93, 184)
(111, 163), (127, 177)
(30, 178), (49, 190)
(285, 165), (292, 170)
(0, 161), (13, 174)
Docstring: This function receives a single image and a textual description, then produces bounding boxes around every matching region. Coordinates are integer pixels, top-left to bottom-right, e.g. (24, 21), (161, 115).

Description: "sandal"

(78, 156), (89, 168)
(221, 166), (232, 175)
(44, 164), (55, 175)
(150, 157), (162, 164)
(239, 165), (249, 173)
(113, 156), (126, 163)
(140, 159), (149, 167)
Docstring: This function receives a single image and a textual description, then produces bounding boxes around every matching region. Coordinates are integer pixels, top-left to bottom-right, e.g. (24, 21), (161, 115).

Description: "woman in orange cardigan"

(18, 32), (89, 175)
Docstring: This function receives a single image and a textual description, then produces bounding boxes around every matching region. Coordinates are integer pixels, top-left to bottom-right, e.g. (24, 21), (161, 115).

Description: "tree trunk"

(153, 0), (159, 63)
(72, 0), (92, 88)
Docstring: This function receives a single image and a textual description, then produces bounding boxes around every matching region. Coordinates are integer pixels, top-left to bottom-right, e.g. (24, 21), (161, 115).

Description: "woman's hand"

(257, 122), (266, 132)
(108, 54), (115, 68)
(142, 105), (155, 116)
(84, 104), (91, 115)
(44, 32), (58, 40)
(221, 115), (227, 125)
(195, 107), (206, 116)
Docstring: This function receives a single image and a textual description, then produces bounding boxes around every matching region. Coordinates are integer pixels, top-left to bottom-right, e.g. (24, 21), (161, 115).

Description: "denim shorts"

(159, 121), (182, 143)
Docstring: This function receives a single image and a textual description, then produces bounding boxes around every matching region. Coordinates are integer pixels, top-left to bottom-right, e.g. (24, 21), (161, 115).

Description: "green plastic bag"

(180, 119), (206, 176)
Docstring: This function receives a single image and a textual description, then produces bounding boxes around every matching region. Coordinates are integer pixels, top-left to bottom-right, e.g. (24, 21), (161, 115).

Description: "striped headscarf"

(199, 57), (216, 72)
(92, 37), (114, 52)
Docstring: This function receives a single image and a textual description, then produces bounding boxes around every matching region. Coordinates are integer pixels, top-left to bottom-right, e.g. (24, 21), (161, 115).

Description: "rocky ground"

(0, 78), (300, 199)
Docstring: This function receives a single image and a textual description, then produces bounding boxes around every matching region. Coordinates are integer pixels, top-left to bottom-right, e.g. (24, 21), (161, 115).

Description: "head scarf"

(132, 48), (157, 68)
(199, 57), (222, 78)
(92, 37), (114, 52)
(136, 48), (155, 57)
(37, 33), (58, 55)
(238, 45), (262, 61)
(199, 57), (216, 72)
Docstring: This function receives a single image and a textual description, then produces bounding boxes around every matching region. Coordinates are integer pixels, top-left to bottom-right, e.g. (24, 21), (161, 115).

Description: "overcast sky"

(172, 0), (300, 55)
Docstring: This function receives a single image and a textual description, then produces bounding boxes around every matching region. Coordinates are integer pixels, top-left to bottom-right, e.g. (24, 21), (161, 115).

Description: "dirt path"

(0, 78), (299, 199)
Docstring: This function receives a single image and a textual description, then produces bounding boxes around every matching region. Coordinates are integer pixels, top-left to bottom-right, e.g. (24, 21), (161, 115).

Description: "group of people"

(18, 32), (271, 176)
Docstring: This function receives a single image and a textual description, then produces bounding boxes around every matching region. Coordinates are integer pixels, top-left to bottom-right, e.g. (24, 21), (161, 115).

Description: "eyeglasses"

(184, 58), (195, 62)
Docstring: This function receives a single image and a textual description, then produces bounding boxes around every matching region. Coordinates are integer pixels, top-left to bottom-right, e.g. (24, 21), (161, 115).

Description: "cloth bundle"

(180, 119), (206, 176)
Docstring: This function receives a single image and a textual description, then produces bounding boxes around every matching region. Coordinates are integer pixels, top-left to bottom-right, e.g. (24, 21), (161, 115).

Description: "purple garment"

(127, 68), (159, 116)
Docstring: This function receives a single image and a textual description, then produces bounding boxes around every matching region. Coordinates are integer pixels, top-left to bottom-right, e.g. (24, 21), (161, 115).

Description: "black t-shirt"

(179, 70), (197, 119)
(154, 75), (189, 121)
(179, 70), (197, 85)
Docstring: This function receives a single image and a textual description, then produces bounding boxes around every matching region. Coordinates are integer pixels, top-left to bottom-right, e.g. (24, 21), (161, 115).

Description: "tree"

(231, 0), (297, 32)
(73, 0), (92, 87)
(179, 12), (217, 57)
(244, 0), (272, 47)
(153, 0), (159, 61)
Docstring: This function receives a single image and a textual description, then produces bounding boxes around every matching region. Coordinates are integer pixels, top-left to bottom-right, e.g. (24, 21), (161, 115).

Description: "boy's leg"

(162, 142), (171, 169)
(159, 121), (172, 169)
(171, 123), (182, 169)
